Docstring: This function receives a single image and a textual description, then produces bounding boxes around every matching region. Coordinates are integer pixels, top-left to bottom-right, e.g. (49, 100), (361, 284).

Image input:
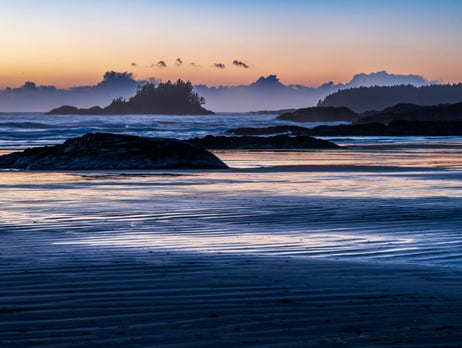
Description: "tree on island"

(130, 79), (205, 110)
(47, 79), (213, 115)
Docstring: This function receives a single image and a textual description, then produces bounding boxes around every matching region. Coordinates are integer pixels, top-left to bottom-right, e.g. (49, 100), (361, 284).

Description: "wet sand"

(1, 148), (462, 346)
(2, 249), (462, 347)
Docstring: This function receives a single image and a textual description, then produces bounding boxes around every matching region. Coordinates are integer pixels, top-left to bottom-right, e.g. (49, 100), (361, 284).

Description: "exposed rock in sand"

(225, 125), (312, 136)
(0, 133), (228, 170)
(186, 134), (340, 149)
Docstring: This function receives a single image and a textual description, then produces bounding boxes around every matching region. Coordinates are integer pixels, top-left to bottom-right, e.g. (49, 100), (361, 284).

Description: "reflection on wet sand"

(1, 147), (461, 267)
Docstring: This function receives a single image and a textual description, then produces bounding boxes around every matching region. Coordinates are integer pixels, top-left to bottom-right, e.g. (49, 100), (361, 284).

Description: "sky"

(1, 0), (461, 89)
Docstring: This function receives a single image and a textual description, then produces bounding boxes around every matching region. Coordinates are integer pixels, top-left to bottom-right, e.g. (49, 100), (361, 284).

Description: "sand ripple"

(1, 158), (462, 346)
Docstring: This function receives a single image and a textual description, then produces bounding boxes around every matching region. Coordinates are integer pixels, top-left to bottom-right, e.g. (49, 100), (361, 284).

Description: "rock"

(46, 105), (104, 115)
(304, 121), (462, 136)
(309, 123), (388, 136)
(386, 120), (462, 136)
(277, 106), (359, 122)
(47, 105), (80, 114)
(0, 133), (228, 170)
(308, 120), (462, 136)
(355, 102), (462, 124)
(249, 109), (296, 115)
(225, 125), (312, 136)
(186, 135), (340, 150)
(225, 120), (462, 137)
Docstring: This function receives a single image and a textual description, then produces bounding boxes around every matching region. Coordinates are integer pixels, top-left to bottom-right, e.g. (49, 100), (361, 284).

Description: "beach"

(1, 146), (462, 346)
(0, 112), (461, 346)
(2, 247), (462, 347)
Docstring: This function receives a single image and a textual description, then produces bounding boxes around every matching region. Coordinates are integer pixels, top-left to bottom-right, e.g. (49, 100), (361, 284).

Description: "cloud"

(156, 60), (167, 68)
(214, 63), (225, 69)
(233, 60), (249, 69)
(175, 58), (183, 66)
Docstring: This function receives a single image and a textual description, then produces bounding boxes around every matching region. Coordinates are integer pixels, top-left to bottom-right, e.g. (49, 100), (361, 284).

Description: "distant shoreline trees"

(318, 84), (462, 113)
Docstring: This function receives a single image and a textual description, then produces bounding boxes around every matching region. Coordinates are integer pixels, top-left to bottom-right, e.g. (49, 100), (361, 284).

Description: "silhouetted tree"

(102, 79), (212, 114)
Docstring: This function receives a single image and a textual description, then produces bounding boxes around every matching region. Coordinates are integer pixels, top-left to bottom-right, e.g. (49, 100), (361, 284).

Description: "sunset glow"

(1, 0), (462, 88)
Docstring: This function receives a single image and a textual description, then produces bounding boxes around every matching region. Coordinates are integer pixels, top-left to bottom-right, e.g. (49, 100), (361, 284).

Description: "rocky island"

(0, 133), (227, 170)
(275, 102), (462, 128)
(277, 106), (359, 123)
(187, 134), (340, 149)
(0, 132), (343, 170)
(47, 79), (214, 115)
(227, 120), (462, 136)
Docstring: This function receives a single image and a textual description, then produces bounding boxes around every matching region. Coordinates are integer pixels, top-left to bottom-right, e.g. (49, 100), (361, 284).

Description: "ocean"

(1, 112), (461, 267)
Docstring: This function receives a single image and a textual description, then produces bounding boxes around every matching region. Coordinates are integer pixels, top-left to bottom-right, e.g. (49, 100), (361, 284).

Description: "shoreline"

(2, 248), (462, 347)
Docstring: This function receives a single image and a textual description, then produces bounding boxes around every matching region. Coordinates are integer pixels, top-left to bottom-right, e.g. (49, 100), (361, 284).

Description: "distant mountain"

(318, 84), (462, 113)
(194, 75), (329, 112)
(346, 71), (428, 88)
(195, 71), (430, 112)
(0, 70), (431, 113)
(0, 71), (140, 112)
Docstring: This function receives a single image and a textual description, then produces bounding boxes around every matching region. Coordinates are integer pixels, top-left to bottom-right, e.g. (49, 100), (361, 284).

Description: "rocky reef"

(354, 102), (462, 124)
(277, 106), (359, 122)
(225, 125), (312, 136)
(0, 133), (227, 170)
(187, 135), (340, 150)
(226, 121), (462, 137)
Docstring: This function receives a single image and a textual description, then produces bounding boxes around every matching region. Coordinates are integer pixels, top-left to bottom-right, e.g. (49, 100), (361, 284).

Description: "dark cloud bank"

(0, 70), (444, 113)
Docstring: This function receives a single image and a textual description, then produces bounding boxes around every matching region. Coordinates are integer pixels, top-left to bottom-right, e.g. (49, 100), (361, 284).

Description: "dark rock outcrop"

(354, 102), (462, 124)
(47, 80), (213, 115)
(310, 120), (462, 136)
(225, 124), (387, 137)
(309, 123), (388, 136)
(0, 133), (227, 170)
(249, 109), (296, 115)
(384, 120), (462, 136)
(277, 106), (359, 122)
(226, 120), (462, 137)
(225, 125), (312, 136)
(45, 105), (104, 115)
(186, 135), (340, 150)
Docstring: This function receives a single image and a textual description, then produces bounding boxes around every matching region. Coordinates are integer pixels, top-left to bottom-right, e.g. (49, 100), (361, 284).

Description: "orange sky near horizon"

(1, 0), (461, 89)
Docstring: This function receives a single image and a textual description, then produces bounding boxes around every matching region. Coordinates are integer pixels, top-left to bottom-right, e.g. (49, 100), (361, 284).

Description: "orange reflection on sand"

(214, 149), (462, 169)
